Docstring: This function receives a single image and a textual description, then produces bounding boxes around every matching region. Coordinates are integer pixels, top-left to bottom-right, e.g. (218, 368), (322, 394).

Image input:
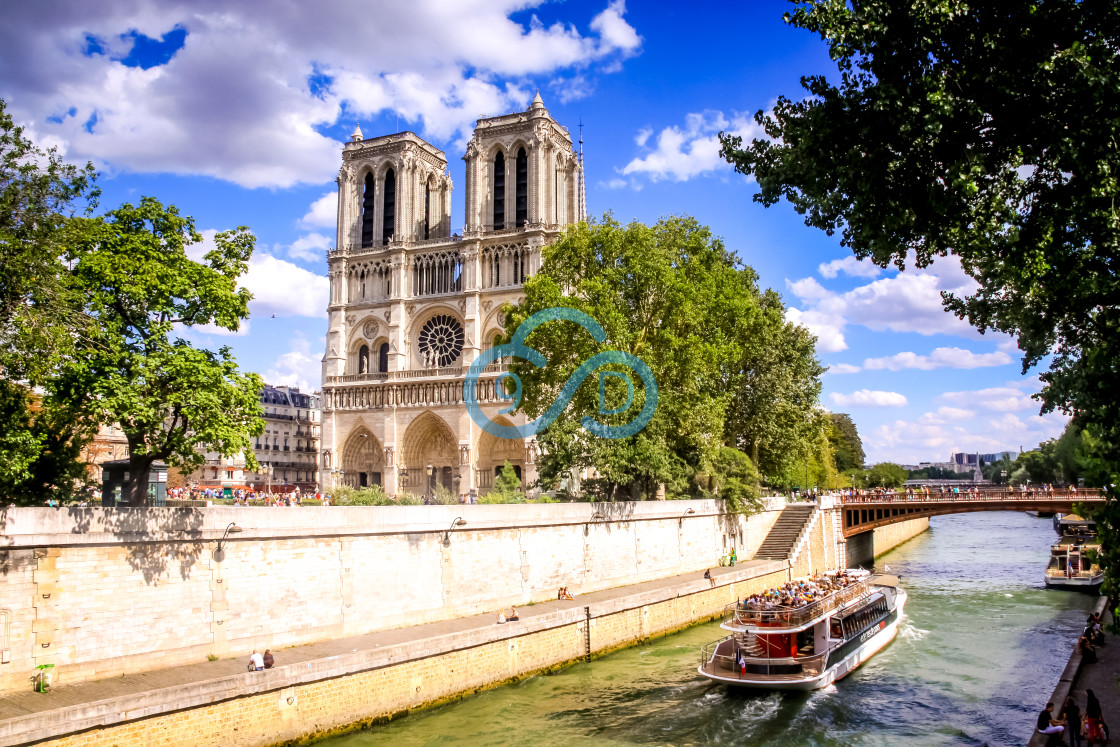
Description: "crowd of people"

(739, 571), (862, 612)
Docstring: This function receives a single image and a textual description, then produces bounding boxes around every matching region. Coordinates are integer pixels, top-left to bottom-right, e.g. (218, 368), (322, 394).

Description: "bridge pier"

(846, 532), (875, 568)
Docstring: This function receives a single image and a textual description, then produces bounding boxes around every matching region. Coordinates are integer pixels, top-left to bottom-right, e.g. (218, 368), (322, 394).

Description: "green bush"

(431, 486), (459, 505)
(333, 484), (391, 505)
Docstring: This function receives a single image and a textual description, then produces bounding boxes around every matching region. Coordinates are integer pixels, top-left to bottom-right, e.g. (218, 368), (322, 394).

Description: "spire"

(530, 90), (545, 110)
(350, 124), (363, 142)
(577, 119), (587, 222)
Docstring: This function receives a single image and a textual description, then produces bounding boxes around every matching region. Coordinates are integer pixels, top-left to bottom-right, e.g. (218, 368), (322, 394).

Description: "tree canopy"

(55, 197), (264, 504)
(504, 215), (824, 505)
(827, 412), (865, 473)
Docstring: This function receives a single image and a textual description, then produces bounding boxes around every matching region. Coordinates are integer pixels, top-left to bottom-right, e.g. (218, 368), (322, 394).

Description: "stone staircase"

(753, 504), (818, 561)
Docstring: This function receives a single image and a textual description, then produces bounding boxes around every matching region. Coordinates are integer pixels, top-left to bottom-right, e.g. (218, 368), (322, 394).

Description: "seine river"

(320, 511), (1093, 746)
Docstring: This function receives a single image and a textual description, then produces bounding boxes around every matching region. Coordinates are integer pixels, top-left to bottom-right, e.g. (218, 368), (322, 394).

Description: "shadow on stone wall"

(64, 507), (205, 584)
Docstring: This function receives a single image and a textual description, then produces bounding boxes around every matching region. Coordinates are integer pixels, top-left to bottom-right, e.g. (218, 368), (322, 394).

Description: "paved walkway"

(1068, 601), (1119, 737)
(0, 560), (768, 724)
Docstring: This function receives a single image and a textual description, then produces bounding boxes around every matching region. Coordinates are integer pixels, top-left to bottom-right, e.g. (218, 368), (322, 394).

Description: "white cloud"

(866, 408), (1067, 464)
(786, 253), (1015, 355)
(264, 334), (322, 391)
(602, 177), (628, 189)
(862, 347), (1013, 372)
(938, 384), (1040, 413)
(620, 109), (764, 182)
(829, 389), (908, 408)
(241, 254), (330, 318)
(283, 232), (331, 263)
(299, 192), (337, 229)
(0, 1), (641, 188)
(786, 306), (847, 353)
(826, 363), (861, 375)
(818, 256), (882, 279)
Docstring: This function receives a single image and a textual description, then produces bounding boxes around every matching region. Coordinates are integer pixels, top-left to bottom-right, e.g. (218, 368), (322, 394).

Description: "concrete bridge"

(841, 488), (1106, 537)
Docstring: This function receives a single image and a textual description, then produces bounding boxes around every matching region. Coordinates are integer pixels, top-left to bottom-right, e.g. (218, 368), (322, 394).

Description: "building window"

(515, 147), (527, 227)
(418, 314), (465, 368)
(493, 151), (505, 230)
(378, 342), (389, 373)
(382, 169), (395, 245)
(424, 183), (431, 240)
(361, 173), (375, 248)
(227, 470), (234, 480)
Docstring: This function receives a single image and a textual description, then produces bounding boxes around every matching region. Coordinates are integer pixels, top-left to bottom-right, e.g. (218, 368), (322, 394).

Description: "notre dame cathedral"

(320, 93), (585, 496)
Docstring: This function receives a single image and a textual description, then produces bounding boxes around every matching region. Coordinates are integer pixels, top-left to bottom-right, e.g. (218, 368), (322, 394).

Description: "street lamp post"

(426, 463), (434, 498)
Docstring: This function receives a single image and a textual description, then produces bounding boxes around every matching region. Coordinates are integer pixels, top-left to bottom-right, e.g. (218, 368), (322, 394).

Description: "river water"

(320, 511), (1094, 746)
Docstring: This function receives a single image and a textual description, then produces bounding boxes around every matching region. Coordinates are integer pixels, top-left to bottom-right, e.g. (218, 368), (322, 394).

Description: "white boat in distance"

(698, 570), (906, 691)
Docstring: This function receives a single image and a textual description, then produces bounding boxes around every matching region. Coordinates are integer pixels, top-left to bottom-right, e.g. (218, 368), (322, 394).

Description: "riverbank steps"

(0, 499), (930, 746)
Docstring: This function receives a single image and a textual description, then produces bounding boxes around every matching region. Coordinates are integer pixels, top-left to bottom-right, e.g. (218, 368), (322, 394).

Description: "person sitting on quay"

(1036, 702), (1066, 739)
(1078, 635), (1099, 664)
(704, 569), (714, 587)
(558, 587), (575, 600)
(508, 606), (519, 622)
(496, 610), (507, 625)
(263, 649), (274, 669)
(248, 650), (265, 672)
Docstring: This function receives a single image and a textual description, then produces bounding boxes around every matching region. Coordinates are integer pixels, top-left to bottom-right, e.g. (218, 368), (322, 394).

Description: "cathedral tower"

(320, 95), (580, 497)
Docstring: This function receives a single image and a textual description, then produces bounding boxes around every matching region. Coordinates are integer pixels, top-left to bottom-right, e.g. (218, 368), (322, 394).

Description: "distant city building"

(80, 423), (130, 484)
(950, 451), (1016, 472)
(189, 385), (322, 492)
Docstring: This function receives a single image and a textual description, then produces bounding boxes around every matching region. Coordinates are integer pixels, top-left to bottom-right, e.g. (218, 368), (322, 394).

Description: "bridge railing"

(841, 488), (1103, 504)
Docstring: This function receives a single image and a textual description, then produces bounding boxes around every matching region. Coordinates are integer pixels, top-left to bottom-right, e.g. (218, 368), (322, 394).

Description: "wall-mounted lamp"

(443, 516), (467, 544)
(214, 522), (243, 563)
(590, 510), (606, 521)
(679, 507), (696, 527)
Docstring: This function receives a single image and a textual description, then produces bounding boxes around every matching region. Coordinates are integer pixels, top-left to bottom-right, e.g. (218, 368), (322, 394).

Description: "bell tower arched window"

(382, 169), (395, 245)
(493, 152), (505, 230)
(423, 183), (431, 240)
(378, 343), (389, 373)
(358, 345), (370, 374)
(361, 173), (375, 248)
(515, 147), (527, 227)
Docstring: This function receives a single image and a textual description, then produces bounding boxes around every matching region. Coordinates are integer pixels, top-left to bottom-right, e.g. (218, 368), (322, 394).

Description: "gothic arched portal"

(341, 427), (384, 488)
(400, 411), (458, 495)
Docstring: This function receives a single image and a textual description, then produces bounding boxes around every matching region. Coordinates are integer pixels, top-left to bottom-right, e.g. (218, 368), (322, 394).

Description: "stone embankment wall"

(0, 500), (795, 697)
(4, 562), (790, 747)
(844, 516), (931, 568)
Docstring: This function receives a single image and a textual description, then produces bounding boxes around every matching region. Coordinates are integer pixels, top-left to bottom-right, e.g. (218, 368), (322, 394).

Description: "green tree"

(827, 412), (865, 472)
(724, 291), (826, 484)
(0, 99), (99, 383)
(0, 99), (100, 497)
(491, 460), (523, 502)
(505, 215), (819, 503)
(866, 462), (907, 489)
(57, 197), (264, 505)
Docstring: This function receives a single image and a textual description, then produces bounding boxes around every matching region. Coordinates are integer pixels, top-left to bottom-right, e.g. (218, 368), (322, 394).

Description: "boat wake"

(898, 615), (929, 641)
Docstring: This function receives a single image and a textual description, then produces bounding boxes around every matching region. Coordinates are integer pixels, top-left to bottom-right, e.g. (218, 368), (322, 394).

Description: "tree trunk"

(752, 439), (761, 490)
(127, 455), (155, 506)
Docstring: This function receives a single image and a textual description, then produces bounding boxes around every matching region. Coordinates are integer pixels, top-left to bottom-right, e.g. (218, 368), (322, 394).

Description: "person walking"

(1061, 695), (1083, 747)
(1085, 689), (1104, 745)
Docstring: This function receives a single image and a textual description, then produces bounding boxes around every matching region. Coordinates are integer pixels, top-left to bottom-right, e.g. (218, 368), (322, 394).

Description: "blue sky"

(0, 0), (1066, 464)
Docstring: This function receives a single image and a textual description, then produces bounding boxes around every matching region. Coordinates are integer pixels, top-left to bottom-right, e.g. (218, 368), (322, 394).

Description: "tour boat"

(697, 570), (906, 690)
(1044, 533), (1104, 590)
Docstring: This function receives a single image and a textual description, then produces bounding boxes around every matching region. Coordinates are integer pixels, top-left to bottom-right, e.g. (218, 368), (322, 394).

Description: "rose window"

(418, 314), (464, 367)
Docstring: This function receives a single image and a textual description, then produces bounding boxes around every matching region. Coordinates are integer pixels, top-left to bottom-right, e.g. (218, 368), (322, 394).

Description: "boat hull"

(698, 590), (907, 691)
(1044, 574), (1103, 591)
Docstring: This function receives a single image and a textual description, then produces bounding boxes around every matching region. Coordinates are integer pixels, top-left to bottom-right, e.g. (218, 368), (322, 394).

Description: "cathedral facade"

(320, 94), (584, 496)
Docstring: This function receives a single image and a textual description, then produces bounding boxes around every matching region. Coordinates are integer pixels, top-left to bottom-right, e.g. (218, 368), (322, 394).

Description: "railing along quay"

(841, 488), (1103, 504)
(839, 488), (1106, 537)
